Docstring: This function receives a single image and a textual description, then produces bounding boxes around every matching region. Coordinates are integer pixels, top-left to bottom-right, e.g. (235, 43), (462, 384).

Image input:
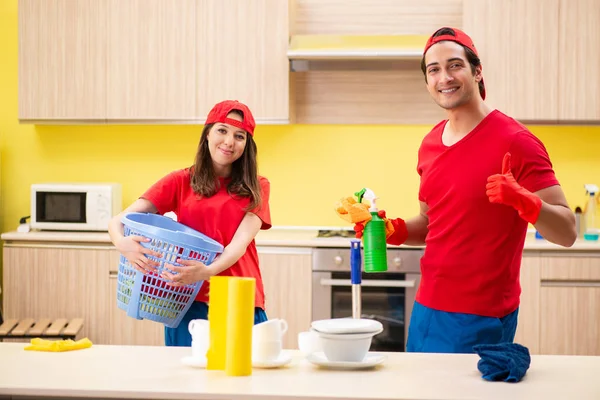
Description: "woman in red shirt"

(108, 100), (272, 346)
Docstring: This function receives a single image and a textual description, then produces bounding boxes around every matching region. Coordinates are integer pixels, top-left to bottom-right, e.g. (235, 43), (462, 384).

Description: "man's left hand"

(486, 152), (542, 224)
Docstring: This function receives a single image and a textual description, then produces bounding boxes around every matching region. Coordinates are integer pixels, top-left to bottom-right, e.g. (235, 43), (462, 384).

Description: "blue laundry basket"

(116, 212), (224, 328)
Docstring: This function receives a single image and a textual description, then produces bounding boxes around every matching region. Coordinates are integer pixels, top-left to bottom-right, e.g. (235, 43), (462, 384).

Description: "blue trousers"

(407, 301), (519, 353)
(164, 301), (268, 347)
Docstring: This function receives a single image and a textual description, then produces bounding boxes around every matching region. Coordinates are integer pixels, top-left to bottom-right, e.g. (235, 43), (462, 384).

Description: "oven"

(312, 247), (423, 352)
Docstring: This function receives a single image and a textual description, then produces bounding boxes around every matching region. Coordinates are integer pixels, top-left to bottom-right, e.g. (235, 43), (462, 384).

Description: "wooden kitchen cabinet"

(539, 255), (600, 356)
(558, 0), (600, 121)
(462, 0), (560, 122)
(2, 244), (113, 344)
(106, 0), (197, 120)
(258, 247), (312, 349)
(514, 255), (542, 354)
(18, 0), (107, 121)
(19, 0), (290, 123)
(464, 0), (600, 122)
(515, 252), (600, 356)
(2, 241), (164, 346)
(196, 0), (290, 123)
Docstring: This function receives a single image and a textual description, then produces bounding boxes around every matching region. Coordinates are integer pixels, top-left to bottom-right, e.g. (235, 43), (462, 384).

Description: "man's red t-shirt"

(416, 110), (558, 317)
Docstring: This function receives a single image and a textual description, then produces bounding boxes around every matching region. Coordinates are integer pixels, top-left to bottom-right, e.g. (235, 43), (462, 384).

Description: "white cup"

(297, 330), (323, 355)
(253, 319), (288, 342)
(188, 319), (209, 359)
(253, 340), (282, 362)
(188, 319), (209, 339)
(191, 338), (209, 360)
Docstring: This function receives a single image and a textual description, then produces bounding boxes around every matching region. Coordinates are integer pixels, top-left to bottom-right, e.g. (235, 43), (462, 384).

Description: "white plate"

(182, 353), (293, 369)
(252, 351), (293, 369)
(181, 356), (207, 368)
(311, 318), (383, 335)
(306, 352), (386, 370)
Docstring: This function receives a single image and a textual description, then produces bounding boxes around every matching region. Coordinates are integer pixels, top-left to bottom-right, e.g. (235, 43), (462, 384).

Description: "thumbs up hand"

(486, 153), (519, 200)
(486, 152), (543, 224)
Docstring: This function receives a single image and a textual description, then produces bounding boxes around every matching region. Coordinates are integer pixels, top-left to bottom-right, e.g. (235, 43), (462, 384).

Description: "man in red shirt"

(357, 27), (577, 353)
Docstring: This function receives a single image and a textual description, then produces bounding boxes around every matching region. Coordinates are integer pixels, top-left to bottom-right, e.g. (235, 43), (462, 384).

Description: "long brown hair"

(189, 110), (262, 211)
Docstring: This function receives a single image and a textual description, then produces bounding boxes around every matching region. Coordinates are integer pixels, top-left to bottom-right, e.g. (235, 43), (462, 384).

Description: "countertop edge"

(2, 230), (600, 252)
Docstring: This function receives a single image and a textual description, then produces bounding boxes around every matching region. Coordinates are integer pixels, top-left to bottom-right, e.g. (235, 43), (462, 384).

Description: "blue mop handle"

(350, 239), (362, 319)
(350, 239), (362, 284)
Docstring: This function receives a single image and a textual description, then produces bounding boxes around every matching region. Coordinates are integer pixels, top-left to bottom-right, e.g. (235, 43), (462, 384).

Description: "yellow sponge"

(24, 337), (93, 352)
(334, 197), (372, 224)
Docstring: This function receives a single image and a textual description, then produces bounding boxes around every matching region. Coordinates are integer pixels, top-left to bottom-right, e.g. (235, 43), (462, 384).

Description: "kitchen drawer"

(540, 256), (600, 282)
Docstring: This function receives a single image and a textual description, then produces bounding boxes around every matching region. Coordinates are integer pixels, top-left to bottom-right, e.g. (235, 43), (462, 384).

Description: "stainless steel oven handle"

(319, 278), (416, 288)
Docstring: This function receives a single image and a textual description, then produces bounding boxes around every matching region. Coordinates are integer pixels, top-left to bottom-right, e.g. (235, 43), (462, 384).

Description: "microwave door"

(37, 192), (86, 223)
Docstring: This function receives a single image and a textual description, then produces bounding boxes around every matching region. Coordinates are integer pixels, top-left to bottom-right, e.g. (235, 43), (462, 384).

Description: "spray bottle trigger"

(354, 188), (367, 203)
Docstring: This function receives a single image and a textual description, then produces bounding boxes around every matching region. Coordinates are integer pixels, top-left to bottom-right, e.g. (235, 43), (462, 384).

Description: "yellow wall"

(2, 2), (600, 234)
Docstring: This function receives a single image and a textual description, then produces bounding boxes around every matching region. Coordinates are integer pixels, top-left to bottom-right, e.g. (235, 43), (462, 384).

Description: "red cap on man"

(206, 100), (256, 136)
(423, 27), (486, 100)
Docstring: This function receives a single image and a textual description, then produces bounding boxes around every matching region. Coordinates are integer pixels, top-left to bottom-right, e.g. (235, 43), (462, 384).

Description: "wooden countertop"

(2, 228), (600, 252)
(1, 343), (599, 400)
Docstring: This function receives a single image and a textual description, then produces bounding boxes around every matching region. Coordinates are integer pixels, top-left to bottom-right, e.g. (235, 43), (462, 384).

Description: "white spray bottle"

(584, 184), (599, 241)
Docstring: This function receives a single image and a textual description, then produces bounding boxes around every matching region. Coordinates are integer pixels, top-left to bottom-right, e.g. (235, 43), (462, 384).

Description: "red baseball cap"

(205, 100), (256, 136)
(423, 27), (486, 100)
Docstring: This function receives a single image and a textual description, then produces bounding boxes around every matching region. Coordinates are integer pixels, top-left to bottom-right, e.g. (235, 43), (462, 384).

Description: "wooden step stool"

(0, 318), (84, 341)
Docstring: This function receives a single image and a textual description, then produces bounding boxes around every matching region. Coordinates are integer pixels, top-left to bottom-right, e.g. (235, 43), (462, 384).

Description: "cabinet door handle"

(319, 278), (415, 288)
(541, 280), (600, 288)
(109, 271), (118, 278)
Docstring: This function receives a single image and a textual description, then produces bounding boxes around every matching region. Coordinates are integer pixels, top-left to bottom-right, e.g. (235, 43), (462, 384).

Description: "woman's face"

(206, 112), (248, 176)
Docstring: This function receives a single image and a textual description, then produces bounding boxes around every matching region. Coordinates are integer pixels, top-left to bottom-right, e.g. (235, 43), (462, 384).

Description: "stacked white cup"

(297, 330), (323, 355)
(252, 319), (288, 363)
(188, 319), (210, 361)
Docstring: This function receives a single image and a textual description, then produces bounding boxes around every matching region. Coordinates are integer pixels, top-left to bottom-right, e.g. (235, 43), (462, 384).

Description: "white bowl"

(313, 329), (382, 362)
(311, 318), (383, 335)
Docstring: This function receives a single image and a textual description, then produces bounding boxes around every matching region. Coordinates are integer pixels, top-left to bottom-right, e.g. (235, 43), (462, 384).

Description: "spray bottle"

(357, 188), (388, 272)
(583, 184), (599, 241)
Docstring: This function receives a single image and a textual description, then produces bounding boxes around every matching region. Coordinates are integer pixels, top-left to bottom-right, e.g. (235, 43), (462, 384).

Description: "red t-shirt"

(142, 169), (272, 308)
(416, 110), (559, 317)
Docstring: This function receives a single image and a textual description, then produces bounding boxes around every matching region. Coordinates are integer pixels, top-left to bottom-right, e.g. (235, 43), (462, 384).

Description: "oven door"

(312, 271), (420, 352)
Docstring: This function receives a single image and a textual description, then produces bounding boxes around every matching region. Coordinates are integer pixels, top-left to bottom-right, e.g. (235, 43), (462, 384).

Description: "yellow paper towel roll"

(206, 276), (231, 371)
(225, 277), (256, 377)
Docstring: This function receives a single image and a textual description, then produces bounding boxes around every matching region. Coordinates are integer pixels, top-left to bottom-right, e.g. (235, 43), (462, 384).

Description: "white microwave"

(31, 183), (122, 231)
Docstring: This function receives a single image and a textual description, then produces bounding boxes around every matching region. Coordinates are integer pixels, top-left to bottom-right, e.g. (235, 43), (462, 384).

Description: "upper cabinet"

(462, 0), (560, 122)
(18, 0), (107, 121)
(463, 0), (600, 123)
(288, 0), (461, 124)
(106, 0), (197, 121)
(196, 0), (290, 123)
(558, 0), (600, 121)
(18, 0), (600, 124)
(292, 0), (463, 35)
(18, 0), (289, 123)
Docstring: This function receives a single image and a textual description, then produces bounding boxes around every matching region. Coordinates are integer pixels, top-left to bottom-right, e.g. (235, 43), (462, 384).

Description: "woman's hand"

(161, 259), (216, 286)
(115, 235), (162, 274)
